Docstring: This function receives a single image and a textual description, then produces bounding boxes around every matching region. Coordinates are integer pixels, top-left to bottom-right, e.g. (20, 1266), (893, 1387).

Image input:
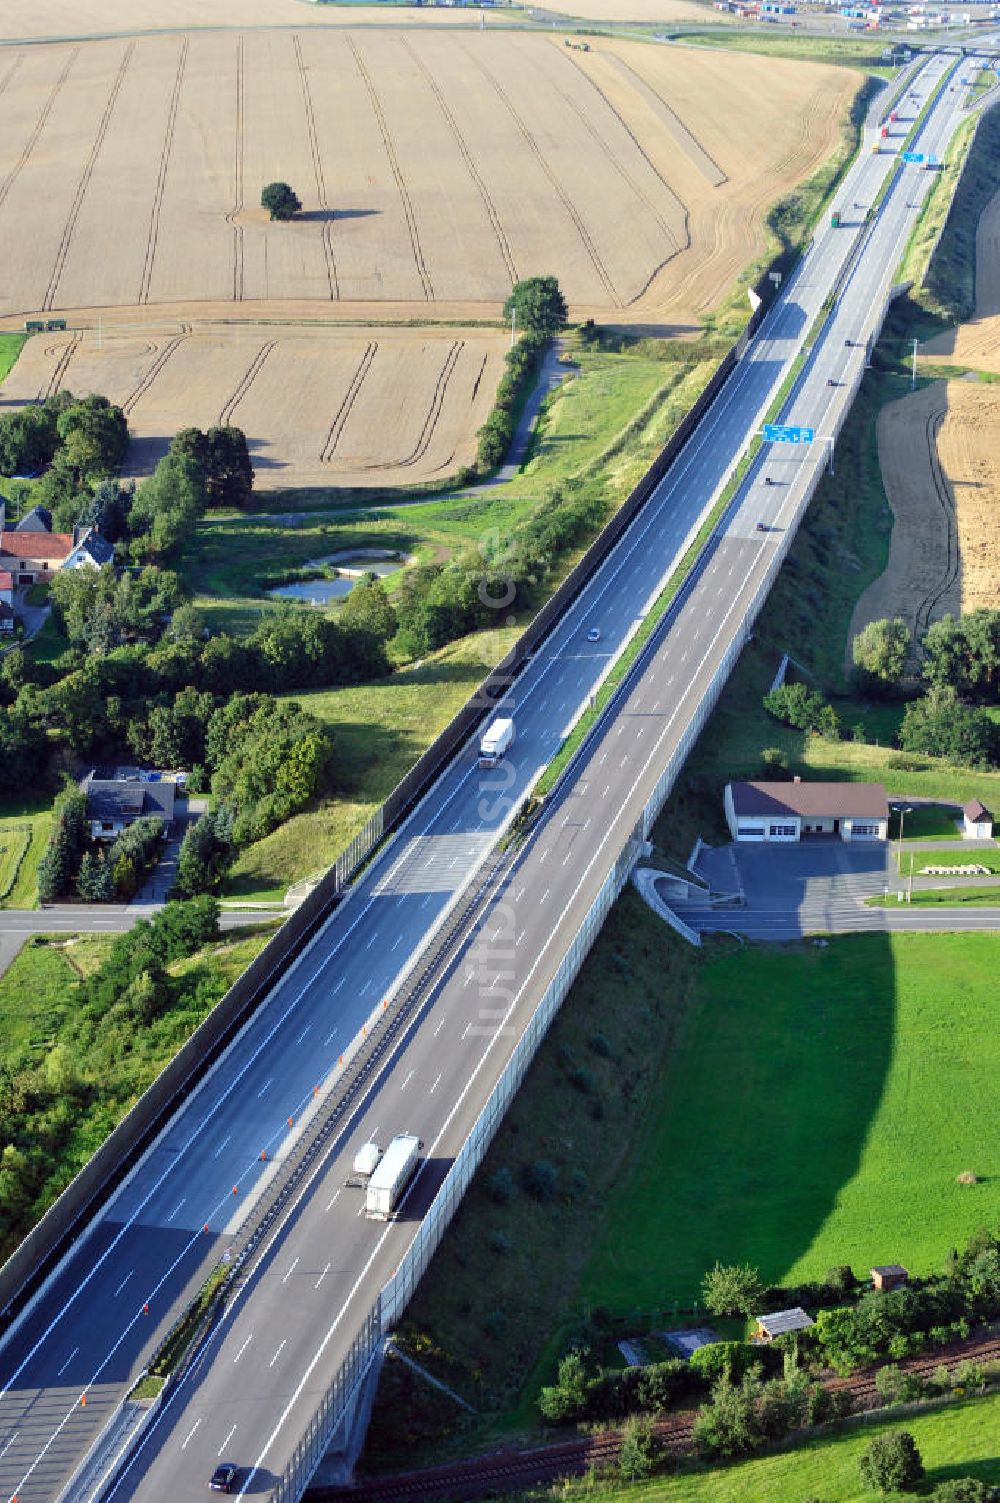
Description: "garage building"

(724, 778), (889, 843)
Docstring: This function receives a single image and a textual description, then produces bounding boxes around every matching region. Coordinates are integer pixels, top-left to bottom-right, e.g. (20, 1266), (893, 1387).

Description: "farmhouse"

(755, 1308), (814, 1341)
(0, 521), (111, 583)
(963, 799), (994, 840)
(82, 770), (175, 842)
(724, 779), (889, 843)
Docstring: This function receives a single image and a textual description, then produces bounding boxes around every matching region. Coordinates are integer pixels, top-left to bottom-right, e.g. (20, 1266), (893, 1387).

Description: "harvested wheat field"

(2, 323), (506, 489)
(921, 185), (1000, 372)
(849, 378), (1000, 665)
(545, 0), (731, 21)
(0, 1), (496, 41)
(0, 30), (853, 323)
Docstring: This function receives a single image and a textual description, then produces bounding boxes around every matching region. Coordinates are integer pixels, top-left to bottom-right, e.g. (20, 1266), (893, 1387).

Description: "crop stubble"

(0, 27), (851, 487)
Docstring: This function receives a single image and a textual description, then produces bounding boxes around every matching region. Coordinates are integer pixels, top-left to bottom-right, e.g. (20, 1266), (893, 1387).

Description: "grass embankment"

(668, 29), (896, 75)
(898, 845), (1000, 869)
(917, 96), (1000, 328)
(222, 626), (521, 901)
(365, 925), (1000, 1469)
(553, 1394), (1000, 1503)
(870, 884), (1000, 906)
(0, 925), (274, 1263)
(0, 333), (26, 387)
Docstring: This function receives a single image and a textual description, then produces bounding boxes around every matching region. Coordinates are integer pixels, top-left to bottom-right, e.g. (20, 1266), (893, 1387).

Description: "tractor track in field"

(0, 54), (24, 102)
(460, 44), (621, 309)
(0, 48), (79, 218)
(913, 399), (961, 638)
(356, 340), (462, 472)
(325, 1334), (1000, 1503)
(138, 36), (188, 306)
(320, 341), (378, 462)
(546, 39), (688, 257)
(38, 332), (81, 402)
(43, 42), (135, 312)
(122, 333), (189, 415)
(218, 339), (275, 426)
(348, 37), (434, 301)
(402, 38), (517, 288)
(226, 34), (246, 303)
(293, 33), (339, 301)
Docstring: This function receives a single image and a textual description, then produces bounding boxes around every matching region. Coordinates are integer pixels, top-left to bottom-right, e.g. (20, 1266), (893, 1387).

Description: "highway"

(0, 51), (976, 1503)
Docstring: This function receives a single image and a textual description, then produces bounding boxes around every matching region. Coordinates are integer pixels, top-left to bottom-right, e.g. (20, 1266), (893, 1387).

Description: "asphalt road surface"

(0, 52), (977, 1503)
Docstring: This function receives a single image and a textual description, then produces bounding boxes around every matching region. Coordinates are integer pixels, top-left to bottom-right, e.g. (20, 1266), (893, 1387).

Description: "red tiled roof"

(0, 571), (12, 591)
(964, 799), (993, 822)
(0, 529), (73, 561)
(729, 780), (889, 819)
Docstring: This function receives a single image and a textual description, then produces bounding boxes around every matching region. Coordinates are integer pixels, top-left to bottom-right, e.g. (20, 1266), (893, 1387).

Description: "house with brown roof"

(724, 779), (889, 844)
(963, 799), (993, 841)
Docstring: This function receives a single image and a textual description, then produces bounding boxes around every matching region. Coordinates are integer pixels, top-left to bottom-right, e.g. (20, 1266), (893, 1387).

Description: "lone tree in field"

(503, 275), (568, 336)
(701, 1261), (764, 1320)
(261, 182), (302, 221)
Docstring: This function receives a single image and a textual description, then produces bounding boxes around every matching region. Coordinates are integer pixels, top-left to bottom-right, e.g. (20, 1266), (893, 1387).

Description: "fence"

(0, 241), (796, 1331)
(275, 168), (920, 1503)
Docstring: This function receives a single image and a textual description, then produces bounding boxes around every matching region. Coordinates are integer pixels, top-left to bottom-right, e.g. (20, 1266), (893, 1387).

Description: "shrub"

(523, 1159), (558, 1203)
(702, 1261), (765, 1319)
(930, 1479), (993, 1503)
(759, 746), (790, 777)
(618, 1415), (661, 1481)
(485, 1167), (515, 1206)
(538, 1351), (591, 1424)
(858, 1431), (925, 1493)
(690, 1341), (763, 1386)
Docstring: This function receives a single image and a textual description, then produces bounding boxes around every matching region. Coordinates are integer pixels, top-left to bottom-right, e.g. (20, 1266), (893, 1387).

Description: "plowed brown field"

(1, 324), (506, 490)
(850, 378), (1000, 665)
(0, 19), (853, 489)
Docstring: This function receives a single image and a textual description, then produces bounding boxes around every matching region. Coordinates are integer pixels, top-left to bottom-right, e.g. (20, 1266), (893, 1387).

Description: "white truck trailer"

(478, 715), (515, 768)
(364, 1133), (422, 1219)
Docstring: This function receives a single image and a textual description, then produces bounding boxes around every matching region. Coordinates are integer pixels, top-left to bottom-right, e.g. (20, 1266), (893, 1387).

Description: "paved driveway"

(671, 840), (1000, 940)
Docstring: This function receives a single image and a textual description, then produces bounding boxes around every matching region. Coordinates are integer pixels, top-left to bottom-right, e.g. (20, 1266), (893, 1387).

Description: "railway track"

(317, 1333), (1000, 1503)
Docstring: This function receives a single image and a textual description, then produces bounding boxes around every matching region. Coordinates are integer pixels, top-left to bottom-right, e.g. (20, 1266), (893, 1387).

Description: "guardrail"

(277, 119), (938, 1503)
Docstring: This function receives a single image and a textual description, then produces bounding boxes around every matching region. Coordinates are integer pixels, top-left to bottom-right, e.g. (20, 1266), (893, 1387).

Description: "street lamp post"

(897, 804), (913, 901)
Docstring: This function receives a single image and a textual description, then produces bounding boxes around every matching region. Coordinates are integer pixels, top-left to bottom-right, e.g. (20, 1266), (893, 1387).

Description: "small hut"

(870, 1264), (909, 1292)
(755, 1307), (814, 1342)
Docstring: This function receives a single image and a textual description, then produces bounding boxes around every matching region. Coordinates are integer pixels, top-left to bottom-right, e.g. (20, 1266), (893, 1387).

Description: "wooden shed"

(870, 1264), (909, 1292)
(755, 1307), (814, 1342)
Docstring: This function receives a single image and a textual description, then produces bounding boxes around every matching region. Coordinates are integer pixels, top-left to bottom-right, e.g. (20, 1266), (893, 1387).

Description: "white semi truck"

(364, 1133), (422, 1219)
(478, 715), (515, 768)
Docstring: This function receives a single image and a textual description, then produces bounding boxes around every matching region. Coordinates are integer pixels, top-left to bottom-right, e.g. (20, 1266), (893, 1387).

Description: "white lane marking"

(365, 934), (376, 950)
(256, 1078), (272, 1099)
(218, 1424), (237, 1457)
(113, 1271), (133, 1298)
(212, 1134), (232, 1159)
(540, 887), (550, 903)
(429, 1073), (442, 1093)
(56, 1347), (78, 1377)
(433, 1017), (446, 1037)
(181, 1418), (201, 1451)
(514, 886), (524, 901)
(0, 1433), (17, 1462)
(166, 1199), (185, 1224)
(325, 1190), (341, 1213)
(325, 1028), (337, 1045)
(421, 894), (433, 908)
(461, 1022), (470, 1040)
(269, 1340), (287, 1369)
(0, 101), (914, 1485)
(315, 1262), (331, 1290)
(296, 1025), (311, 1044)
(233, 1333), (253, 1364)
(400, 1070), (414, 1090)
(392, 936), (403, 950)
(332, 977), (345, 994)
(282, 1258), (299, 1285)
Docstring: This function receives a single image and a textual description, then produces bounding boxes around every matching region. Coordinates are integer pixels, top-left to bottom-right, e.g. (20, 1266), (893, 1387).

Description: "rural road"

(0, 50), (978, 1503)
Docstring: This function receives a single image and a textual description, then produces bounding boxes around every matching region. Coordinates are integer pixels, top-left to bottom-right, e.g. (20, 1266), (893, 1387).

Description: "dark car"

(210, 1463), (239, 1493)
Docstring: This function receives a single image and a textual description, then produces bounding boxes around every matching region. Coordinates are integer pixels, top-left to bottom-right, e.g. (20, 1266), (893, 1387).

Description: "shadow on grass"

(580, 929), (898, 1307)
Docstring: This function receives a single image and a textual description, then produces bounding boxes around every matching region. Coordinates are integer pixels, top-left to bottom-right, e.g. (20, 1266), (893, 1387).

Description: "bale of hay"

(956, 1170), (979, 1186)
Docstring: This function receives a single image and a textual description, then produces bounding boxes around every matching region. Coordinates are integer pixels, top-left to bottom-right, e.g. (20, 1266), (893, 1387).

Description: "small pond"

(267, 550), (403, 605)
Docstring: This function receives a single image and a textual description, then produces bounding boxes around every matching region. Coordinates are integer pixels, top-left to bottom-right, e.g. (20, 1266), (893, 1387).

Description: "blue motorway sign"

(762, 423), (815, 445)
(901, 151), (925, 164)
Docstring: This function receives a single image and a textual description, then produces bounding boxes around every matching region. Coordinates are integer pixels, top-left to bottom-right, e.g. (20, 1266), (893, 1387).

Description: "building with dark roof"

(65, 529), (115, 570)
(871, 1264), (909, 1292)
(724, 779), (889, 843)
(16, 504), (53, 533)
(81, 771), (175, 841)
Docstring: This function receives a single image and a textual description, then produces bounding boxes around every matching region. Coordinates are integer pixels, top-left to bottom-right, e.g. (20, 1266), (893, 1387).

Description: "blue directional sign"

(762, 423), (815, 445)
(901, 151), (925, 164)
